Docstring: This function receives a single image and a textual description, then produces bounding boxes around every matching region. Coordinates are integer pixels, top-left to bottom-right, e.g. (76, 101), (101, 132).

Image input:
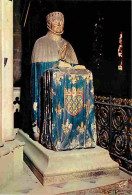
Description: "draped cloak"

(31, 33), (78, 137)
(31, 32), (97, 150)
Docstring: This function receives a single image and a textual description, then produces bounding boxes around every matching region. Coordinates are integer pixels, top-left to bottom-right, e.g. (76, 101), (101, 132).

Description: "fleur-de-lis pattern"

(31, 62), (96, 151)
(77, 122), (86, 134)
(69, 74), (79, 84)
(53, 71), (64, 85)
(55, 103), (63, 115)
(62, 119), (72, 134)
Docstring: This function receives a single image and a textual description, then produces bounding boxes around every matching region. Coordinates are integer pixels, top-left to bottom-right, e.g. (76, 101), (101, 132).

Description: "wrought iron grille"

(94, 96), (132, 172)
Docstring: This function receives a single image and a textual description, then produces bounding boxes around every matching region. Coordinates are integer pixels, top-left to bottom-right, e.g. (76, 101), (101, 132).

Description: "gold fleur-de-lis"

(82, 75), (90, 84)
(69, 74), (79, 84)
(53, 72), (64, 85)
(62, 119), (72, 134)
(55, 103), (63, 115)
(77, 122), (86, 134)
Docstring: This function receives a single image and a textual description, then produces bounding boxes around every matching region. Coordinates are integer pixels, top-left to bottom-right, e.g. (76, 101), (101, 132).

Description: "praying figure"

(31, 12), (78, 141)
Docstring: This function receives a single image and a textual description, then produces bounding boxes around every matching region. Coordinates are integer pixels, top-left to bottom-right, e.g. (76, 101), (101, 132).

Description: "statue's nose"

(57, 21), (61, 25)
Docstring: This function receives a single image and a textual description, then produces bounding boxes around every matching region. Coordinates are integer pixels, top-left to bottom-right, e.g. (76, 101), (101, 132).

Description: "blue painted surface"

(31, 62), (97, 151)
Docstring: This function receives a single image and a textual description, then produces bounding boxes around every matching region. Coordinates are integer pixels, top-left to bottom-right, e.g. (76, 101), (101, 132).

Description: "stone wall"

(13, 0), (22, 86)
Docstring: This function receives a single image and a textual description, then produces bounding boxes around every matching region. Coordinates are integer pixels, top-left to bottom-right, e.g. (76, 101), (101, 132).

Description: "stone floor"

(0, 162), (131, 195)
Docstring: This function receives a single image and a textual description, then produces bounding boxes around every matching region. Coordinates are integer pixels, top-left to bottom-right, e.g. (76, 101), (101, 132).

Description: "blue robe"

(31, 62), (58, 135)
(31, 62), (97, 151)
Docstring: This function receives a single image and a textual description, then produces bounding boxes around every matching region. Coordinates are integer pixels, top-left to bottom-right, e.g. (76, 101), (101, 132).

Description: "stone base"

(0, 139), (24, 186)
(16, 129), (119, 186)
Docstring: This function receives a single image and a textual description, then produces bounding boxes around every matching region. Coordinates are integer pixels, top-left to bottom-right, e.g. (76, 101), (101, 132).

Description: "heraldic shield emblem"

(64, 87), (84, 116)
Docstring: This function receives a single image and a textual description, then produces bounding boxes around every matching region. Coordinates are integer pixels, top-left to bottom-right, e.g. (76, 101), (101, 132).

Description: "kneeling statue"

(31, 11), (78, 141)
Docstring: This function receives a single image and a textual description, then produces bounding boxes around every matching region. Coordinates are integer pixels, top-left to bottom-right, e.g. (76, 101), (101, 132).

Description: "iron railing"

(94, 96), (132, 172)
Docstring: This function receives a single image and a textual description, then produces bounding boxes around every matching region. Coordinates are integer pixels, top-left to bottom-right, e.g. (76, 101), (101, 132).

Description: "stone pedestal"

(16, 129), (119, 186)
(0, 140), (24, 186)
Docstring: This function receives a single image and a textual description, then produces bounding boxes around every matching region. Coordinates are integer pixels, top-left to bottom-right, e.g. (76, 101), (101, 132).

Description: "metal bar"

(95, 101), (132, 109)
(95, 95), (132, 172)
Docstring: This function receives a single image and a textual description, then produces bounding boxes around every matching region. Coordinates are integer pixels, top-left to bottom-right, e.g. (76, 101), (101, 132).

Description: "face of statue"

(50, 17), (64, 34)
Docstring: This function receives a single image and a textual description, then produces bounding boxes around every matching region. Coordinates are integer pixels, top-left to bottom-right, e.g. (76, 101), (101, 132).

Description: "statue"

(31, 12), (78, 141)
(31, 12), (78, 64)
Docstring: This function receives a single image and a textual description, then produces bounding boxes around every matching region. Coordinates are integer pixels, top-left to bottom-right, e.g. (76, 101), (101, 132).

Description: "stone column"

(0, 0), (4, 146)
(0, 1), (24, 187)
(0, 0), (14, 142)
(0, 52), (3, 146)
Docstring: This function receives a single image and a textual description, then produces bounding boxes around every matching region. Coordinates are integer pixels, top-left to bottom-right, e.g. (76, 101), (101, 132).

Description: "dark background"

(20, 0), (131, 98)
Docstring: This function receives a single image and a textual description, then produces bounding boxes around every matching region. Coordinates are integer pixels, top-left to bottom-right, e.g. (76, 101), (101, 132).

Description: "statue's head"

(46, 12), (64, 35)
